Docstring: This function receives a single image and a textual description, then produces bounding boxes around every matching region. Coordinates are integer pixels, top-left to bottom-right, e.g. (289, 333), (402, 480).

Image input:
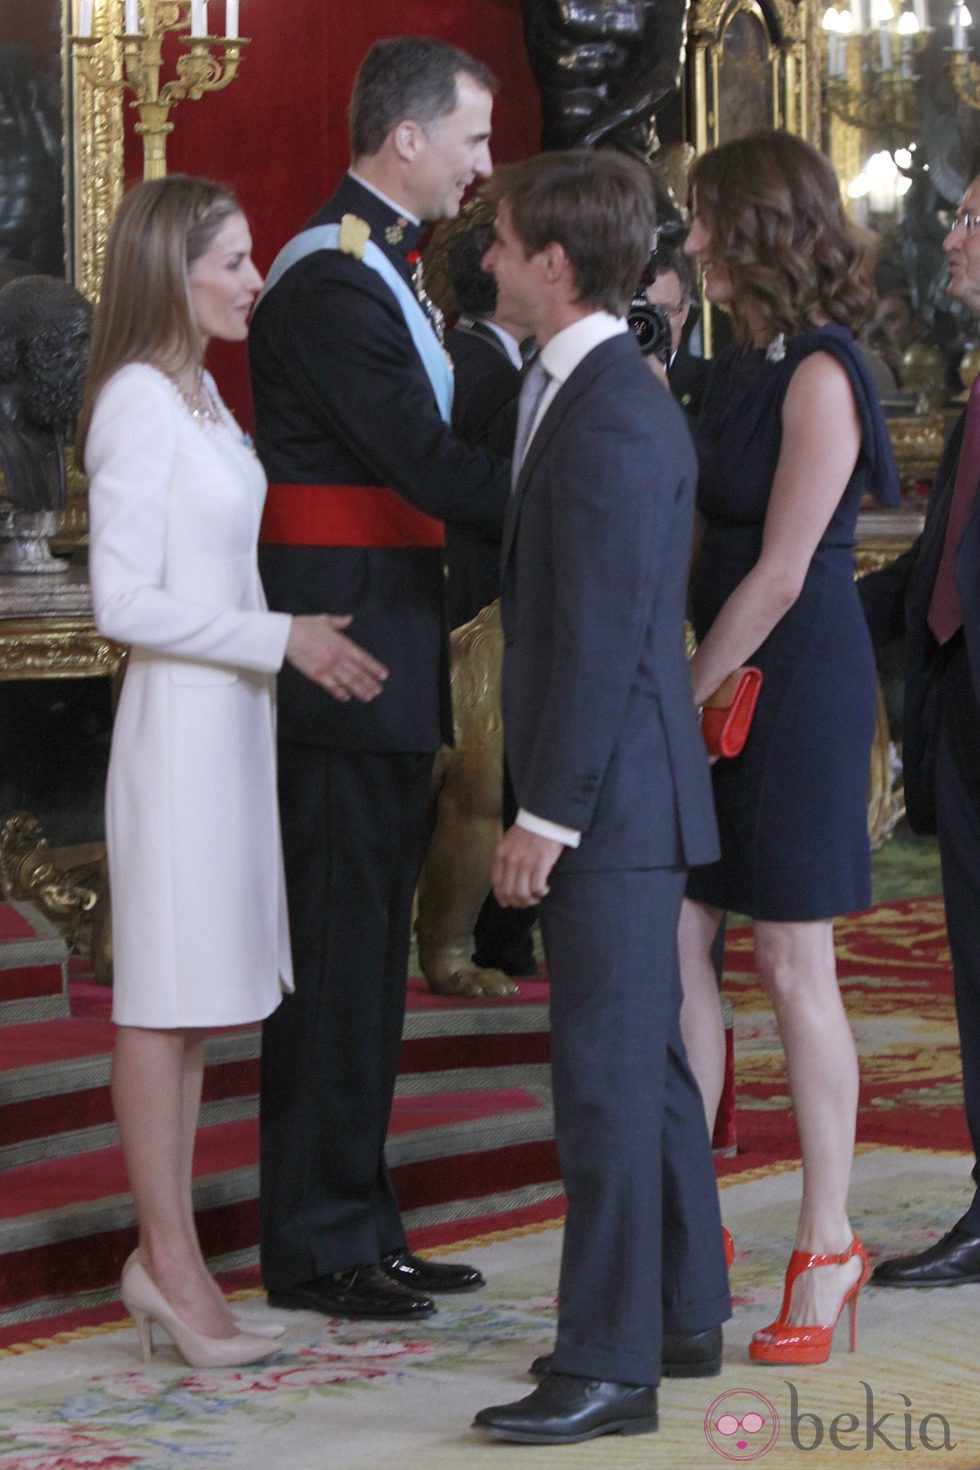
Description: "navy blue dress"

(686, 325), (900, 921)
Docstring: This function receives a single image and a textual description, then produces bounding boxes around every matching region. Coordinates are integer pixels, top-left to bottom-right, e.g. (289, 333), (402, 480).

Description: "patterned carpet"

(4, 862), (980, 1470)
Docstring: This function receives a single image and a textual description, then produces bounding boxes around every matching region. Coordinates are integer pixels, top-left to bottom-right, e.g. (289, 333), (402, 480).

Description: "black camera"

(627, 292), (672, 365)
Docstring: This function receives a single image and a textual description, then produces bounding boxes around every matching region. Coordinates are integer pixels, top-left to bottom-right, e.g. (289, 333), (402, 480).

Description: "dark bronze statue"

(521, 0), (690, 156)
(0, 42), (64, 277)
(0, 274), (91, 514)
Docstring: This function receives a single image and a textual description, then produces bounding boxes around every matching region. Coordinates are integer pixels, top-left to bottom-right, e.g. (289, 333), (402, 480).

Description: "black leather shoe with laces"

(267, 1265), (435, 1319)
(474, 1372), (658, 1444)
(381, 1249), (485, 1293)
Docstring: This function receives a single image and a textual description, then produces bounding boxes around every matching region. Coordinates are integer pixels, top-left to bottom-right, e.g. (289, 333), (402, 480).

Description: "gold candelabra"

(824, 68), (921, 137)
(71, 1), (248, 180)
(950, 44), (980, 109)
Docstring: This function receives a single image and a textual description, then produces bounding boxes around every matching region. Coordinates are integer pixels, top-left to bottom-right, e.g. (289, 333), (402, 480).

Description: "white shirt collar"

(519, 312), (627, 465)
(482, 319), (524, 371)
(539, 311), (627, 385)
(347, 170), (421, 227)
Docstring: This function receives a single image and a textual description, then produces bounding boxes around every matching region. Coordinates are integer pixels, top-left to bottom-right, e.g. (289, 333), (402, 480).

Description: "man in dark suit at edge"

(861, 177), (980, 1290)
(249, 37), (510, 1322)
(472, 149), (730, 1445)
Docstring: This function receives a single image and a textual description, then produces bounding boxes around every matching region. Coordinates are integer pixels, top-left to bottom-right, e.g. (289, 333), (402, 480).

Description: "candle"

(225, 0), (238, 37)
(879, 25), (893, 67)
(124, 0), (138, 32)
(77, 0), (93, 34)
(191, 0), (208, 34)
(953, 3), (967, 50)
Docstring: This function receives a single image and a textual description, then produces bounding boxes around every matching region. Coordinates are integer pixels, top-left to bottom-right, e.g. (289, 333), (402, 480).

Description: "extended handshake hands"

(286, 613), (389, 703)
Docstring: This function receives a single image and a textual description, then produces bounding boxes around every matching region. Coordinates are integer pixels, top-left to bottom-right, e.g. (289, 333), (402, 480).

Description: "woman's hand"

(285, 614), (388, 702)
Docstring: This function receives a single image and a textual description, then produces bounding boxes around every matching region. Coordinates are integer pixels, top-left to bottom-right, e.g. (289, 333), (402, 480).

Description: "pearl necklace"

(169, 369), (222, 428)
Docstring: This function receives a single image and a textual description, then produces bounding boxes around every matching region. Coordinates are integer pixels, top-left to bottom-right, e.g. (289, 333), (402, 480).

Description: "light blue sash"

(257, 225), (454, 423)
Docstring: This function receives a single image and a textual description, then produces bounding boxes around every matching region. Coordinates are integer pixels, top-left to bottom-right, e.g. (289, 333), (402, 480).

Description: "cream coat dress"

(86, 362), (294, 1027)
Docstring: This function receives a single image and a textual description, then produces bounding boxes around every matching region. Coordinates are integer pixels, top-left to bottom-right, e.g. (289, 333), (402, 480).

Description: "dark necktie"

(928, 372), (980, 644)
(511, 358), (551, 492)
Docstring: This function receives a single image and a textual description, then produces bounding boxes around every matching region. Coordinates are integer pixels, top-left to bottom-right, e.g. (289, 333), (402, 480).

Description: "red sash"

(260, 483), (445, 548)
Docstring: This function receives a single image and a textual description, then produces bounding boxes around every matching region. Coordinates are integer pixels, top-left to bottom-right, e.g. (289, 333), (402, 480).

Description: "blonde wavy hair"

(689, 131), (875, 348)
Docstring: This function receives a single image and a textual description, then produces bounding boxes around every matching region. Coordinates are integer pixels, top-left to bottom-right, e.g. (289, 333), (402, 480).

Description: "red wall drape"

(122, 0), (541, 419)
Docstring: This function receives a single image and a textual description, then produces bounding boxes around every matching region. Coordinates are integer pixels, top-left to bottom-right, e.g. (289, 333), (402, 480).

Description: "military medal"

(407, 250), (446, 346)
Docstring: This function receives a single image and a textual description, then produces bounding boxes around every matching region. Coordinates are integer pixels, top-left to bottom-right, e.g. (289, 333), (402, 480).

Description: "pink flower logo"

(705, 1388), (780, 1460)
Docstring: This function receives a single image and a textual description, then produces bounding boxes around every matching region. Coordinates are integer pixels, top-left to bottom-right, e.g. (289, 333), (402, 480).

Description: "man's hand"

(492, 824), (563, 907)
(286, 614), (389, 702)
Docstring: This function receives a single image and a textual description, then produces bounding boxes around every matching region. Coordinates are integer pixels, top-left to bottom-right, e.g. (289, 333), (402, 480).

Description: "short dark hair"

(447, 218), (498, 317)
(492, 150), (658, 317)
(349, 36), (496, 159)
(646, 241), (695, 303)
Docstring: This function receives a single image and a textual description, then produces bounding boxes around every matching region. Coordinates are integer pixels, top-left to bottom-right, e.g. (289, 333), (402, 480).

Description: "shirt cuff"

(516, 808), (581, 848)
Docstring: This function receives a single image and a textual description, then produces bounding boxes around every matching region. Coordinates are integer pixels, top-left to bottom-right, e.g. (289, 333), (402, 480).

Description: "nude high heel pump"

(232, 1315), (286, 1340)
(120, 1253), (279, 1369)
(749, 1235), (870, 1365)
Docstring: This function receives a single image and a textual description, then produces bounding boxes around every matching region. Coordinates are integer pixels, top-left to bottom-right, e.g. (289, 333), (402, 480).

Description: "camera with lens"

(627, 292), (672, 365)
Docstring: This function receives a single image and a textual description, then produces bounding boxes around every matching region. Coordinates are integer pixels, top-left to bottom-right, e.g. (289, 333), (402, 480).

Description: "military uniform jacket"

(249, 173), (510, 751)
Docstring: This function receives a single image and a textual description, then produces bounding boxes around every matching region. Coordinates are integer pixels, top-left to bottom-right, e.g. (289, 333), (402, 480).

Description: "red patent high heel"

(749, 1234), (870, 1365)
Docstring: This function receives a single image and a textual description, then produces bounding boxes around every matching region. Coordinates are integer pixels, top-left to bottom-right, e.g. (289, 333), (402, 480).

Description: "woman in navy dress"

(678, 132), (898, 1365)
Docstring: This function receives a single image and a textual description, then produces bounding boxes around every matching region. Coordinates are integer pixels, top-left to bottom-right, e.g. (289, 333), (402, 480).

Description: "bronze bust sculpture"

(0, 274), (91, 572)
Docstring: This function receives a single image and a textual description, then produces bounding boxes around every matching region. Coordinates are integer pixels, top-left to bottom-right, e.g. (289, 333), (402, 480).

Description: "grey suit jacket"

(500, 331), (719, 872)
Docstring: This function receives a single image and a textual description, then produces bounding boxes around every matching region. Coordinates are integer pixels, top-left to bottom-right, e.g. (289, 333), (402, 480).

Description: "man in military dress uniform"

(249, 36), (510, 1321)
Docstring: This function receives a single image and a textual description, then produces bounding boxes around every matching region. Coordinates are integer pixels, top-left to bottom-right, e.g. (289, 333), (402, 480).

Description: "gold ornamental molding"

(68, 0), (125, 301)
(687, 0), (817, 153)
(0, 617), (125, 680)
(885, 412), (950, 493)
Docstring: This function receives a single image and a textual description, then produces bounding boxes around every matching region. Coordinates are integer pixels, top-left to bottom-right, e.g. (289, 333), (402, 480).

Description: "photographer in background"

(629, 238), (708, 420)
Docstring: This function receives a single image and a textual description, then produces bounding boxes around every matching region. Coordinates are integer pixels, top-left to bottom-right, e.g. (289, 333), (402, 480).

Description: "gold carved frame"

(685, 0), (818, 353)
(66, 0), (126, 301)
(687, 0), (818, 152)
(58, 0), (126, 537)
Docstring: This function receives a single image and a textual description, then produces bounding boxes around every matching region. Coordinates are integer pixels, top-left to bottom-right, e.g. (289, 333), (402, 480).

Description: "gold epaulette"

(338, 213), (370, 260)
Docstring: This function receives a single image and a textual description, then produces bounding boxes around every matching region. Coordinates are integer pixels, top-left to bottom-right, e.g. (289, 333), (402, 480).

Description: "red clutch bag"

(700, 666), (763, 758)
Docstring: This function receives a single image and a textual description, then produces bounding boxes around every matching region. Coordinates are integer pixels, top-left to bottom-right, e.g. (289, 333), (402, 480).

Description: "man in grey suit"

(472, 150), (730, 1446)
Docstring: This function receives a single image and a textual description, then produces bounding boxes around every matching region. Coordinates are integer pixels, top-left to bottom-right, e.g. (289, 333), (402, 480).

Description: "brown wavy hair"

(689, 131), (875, 348)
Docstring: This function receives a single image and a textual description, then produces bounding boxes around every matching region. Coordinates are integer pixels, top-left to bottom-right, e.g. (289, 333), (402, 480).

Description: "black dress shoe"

(871, 1226), (980, 1288)
(474, 1372), (658, 1444)
(381, 1249), (485, 1293)
(267, 1265), (435, 1319)
(529, 1325), (722, 1380)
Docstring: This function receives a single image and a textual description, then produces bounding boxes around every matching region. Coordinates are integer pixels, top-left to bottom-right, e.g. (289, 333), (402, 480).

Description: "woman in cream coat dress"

(80, 176), (387, 1369)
